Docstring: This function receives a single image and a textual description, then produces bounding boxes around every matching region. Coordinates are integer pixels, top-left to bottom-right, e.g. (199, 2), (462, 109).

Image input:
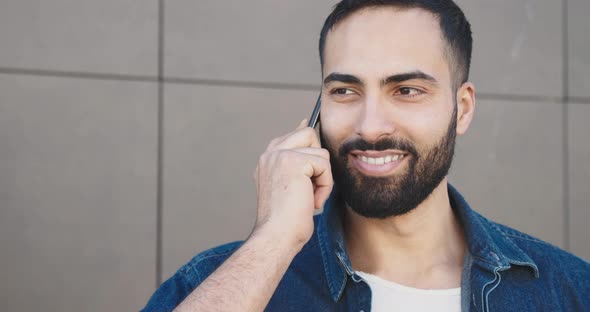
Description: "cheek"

(395, 106), (451, 147)
(320, 104), (357, 144)
(403, 111), (440, 133)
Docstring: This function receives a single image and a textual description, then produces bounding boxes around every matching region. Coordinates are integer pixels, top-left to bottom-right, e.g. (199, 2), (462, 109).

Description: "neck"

(342, 179), (466, 288)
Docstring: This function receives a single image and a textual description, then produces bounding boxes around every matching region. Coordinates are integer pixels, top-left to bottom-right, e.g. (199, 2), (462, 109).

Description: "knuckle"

(266, 138), (278, 149)
(266, 150), (281, 164)
(276, 150), (292, 163)
(258, 152), (271, 165)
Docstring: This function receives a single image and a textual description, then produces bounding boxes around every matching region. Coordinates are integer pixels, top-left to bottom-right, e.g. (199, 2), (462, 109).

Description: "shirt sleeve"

(140, 264), (202, 312)
(139, 241), (242, 311)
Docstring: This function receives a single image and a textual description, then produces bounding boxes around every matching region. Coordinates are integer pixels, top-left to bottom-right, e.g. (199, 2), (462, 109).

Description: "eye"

(395, 87), (424, 97)
(331, 88), (355, 95)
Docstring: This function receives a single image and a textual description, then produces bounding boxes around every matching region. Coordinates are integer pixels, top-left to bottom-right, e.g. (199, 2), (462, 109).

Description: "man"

(143, 0), (590, 311)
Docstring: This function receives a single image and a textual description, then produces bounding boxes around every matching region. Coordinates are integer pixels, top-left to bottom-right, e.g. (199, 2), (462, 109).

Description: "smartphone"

(308, 94), (321, 129)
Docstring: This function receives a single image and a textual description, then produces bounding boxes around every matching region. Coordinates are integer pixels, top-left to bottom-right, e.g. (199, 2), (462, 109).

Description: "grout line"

(568, 96), (590, 104)
(164, 76), (319, 91)
(475, 93), (562, 104)
(1, 68), (590, 105)
(562, 0), (570, 251)
(156, 0), (164, 287)
(0, 67), (157, 82)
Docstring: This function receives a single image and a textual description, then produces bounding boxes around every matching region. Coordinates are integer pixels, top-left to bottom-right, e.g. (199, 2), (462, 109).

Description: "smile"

(350, 150), (408, 177)
(356, 154), (405, 165)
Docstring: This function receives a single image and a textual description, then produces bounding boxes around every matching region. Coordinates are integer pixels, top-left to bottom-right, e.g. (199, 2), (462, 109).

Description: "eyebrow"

(323, 70), (439, 87)
(323, 73), (362, 86)
(381, 71), (438, 86)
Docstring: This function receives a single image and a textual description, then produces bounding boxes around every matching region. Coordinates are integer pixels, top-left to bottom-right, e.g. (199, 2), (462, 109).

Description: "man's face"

(320, 7), (458, 218)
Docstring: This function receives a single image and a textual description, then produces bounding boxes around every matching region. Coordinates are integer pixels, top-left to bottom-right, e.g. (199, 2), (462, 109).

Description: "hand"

(251, 118), (334, 249)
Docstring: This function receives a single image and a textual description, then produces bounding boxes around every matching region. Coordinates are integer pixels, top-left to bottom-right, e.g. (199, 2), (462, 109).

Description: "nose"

(355, 96), (396, 143)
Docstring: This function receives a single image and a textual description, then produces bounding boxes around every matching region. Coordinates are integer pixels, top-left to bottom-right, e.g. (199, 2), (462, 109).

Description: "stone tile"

(568, 103), (590, 261)
(456, 0), (563, 98)
(0, 74), (157, 311)
(450, 99), (564, 247)
(569, 0), (590, 98)
(162, 83), (317, 279)
(0, 0), (157, 76)
(164, 0), (337, 84)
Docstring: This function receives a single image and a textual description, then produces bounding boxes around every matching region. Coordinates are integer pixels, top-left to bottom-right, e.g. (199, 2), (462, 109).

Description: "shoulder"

(492, 220), (589, 265)
(489, 219), (590, 284)
(142, 219), (326, 312)
(182, 240), (244, 285)
(141, 241), (243, 312)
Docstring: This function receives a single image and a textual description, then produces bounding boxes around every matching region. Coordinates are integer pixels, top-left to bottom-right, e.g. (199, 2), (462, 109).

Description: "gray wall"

(0, 1), (588, 311)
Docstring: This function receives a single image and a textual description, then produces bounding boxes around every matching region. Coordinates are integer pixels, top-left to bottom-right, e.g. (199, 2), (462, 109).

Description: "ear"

(455, 82), (475, 136)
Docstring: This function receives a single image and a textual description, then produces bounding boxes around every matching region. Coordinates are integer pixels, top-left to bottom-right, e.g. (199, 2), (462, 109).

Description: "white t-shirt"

(355, 271), (461, 312)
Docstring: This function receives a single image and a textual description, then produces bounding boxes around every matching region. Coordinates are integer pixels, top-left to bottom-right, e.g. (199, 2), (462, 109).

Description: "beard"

(320, 105), (457, 219)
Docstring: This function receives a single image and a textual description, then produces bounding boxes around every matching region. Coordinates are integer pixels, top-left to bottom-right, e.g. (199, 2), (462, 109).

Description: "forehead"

(323, 7), (449, 82)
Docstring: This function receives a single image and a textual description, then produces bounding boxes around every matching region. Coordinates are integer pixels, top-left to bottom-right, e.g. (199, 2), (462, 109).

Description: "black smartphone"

(308, 94), (321, 129)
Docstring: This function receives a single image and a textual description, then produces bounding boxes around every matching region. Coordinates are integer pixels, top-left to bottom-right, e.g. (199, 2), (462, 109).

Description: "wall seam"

(0, 67), (157, 82)
(562, 0), (570, 251)
(1, 66), (590, 106)
(156, 0), (164, 287)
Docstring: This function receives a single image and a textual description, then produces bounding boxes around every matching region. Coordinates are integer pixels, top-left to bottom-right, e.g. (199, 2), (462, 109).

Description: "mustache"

(339, 137), (418, 158)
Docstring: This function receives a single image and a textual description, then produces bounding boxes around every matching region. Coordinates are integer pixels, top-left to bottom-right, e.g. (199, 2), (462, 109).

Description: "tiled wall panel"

(451, 99), (564, 247)
(164, 0), (337, 84)
(456, 0), (563, 98)
(0, 75), (157, 311)
(569, 103), (590, 261)
(569, 0), (590, 98)
(0, 0), (158, 76)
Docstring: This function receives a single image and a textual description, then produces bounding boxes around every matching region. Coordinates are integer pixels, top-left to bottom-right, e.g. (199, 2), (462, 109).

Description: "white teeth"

(358, 154), (405, 165)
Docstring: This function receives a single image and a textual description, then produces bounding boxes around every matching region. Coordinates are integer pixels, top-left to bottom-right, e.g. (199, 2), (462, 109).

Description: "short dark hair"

(319, 0), (472, 89)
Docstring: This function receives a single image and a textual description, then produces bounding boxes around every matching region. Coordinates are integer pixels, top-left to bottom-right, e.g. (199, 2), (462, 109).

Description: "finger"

(266, 118), (309, 151)
(314, 181), (333, 209)
(273, 127), (321, 150)
(297, 154), (333, 208)
(291, 147), (330, 160)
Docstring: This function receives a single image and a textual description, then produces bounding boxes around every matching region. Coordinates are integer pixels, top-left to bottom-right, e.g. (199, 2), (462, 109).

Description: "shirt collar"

(316, 183), (539, 303)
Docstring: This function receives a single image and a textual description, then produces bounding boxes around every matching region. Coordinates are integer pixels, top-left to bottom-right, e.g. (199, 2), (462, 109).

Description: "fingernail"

(300, 118), (307, 125)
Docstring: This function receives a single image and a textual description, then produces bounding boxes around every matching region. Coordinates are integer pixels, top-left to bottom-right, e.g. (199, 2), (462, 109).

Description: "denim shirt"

(142, 184), (590, 311)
